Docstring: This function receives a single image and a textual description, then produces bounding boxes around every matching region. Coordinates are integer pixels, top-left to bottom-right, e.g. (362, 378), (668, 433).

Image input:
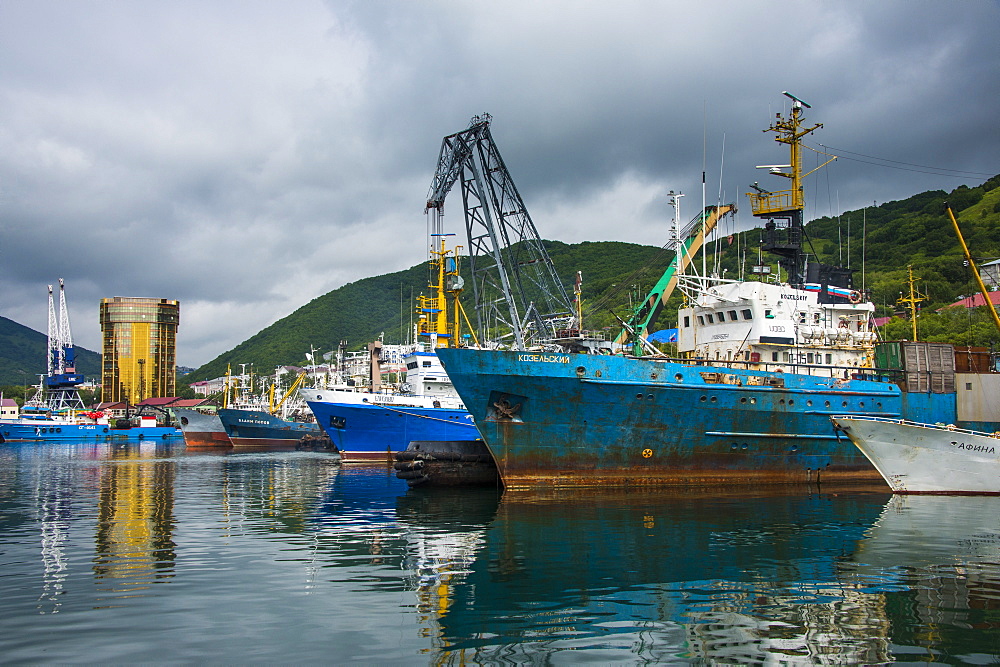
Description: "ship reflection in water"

(1, 441), (1000, 663)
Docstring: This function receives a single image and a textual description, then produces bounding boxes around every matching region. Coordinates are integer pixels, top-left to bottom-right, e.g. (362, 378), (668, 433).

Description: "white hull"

(833, 416), (1000, 494)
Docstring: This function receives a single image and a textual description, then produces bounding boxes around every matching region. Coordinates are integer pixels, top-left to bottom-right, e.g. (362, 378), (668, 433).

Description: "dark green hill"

(185, 175), (1000, 382)
(0, 316), (102, 386)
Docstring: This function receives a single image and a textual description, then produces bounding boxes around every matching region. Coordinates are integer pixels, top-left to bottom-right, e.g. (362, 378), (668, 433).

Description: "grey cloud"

(1, 0), (997, 366)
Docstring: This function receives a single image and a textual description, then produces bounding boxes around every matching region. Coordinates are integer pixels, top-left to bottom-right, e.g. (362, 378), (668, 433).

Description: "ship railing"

(833, 415), (1000, 438)
(748, 190), (796, 216)
(641, 356), (906, 383)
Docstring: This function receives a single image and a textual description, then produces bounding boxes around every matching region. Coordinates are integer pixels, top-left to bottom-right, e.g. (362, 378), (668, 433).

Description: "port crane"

(45, 279), (86, 411)
(425, 114), (576, 350)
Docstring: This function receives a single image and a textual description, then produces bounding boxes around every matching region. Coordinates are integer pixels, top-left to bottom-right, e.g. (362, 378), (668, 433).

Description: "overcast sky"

(2, 1), (998, 367)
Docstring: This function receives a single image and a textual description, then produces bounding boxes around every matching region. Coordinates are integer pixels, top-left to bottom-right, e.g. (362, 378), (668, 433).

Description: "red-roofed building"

(943, 291), (1000, 309)
(137, 397), (181, 408)
(93, 401), (129, 419)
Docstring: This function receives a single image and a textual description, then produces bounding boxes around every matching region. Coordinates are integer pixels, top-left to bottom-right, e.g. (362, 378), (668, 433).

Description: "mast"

(897, 265), (926, 341)
(747, 93), (840, 292)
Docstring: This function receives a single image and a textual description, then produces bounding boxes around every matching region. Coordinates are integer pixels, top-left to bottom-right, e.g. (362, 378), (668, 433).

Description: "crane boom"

(946, 203), (1000, 335)
(425, 115), (574, 349)
(617, 204), (736, 355)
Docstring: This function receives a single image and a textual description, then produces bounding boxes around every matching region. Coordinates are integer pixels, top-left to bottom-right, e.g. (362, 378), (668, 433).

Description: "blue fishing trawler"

(306, 240), (479, 460)
(433, 97), (998, 490)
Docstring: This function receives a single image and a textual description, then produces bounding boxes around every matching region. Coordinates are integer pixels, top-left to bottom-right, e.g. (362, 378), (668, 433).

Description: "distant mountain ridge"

(182, 175), (1000, 383)
(0, 316), (101, 386)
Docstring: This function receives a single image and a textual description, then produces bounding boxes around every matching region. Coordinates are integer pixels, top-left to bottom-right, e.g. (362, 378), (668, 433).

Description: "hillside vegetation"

(183, 175), (1000, 382)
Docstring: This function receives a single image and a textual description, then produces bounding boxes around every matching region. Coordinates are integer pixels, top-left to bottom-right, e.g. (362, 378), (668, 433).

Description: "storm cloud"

(2, 0), (997, 366)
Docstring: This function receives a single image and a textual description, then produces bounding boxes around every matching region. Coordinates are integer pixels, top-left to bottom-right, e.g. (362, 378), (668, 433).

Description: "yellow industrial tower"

(100, 297), (180, 403)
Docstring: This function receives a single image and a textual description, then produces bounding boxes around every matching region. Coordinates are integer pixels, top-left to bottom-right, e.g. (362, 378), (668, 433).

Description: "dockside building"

(100, 297), (180, 403)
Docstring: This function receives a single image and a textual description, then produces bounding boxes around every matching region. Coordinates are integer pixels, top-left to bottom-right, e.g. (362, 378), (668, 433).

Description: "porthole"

(740, 397), (747, 404)
(700, 396), (707, 402)
(636, 393), (644, 400)
(710, 396), (718, 403)
(806, 400), (813, 407)
(674, 373), (684, 382)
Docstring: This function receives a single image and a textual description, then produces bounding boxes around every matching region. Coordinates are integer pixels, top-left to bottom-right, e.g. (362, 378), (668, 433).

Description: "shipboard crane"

(425, 114), (576, 350)
(946, 203), (1000, 335)
(616, 199), (736, 356)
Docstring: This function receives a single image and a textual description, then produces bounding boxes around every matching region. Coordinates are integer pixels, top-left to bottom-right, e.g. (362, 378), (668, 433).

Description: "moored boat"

(307, 349), (478, 461)
(831, 416), (1000, 494)
(307, 241), (478, 461)
(434, 96), (998, 491)
(218, 407), (323, 449)
(175, 408), (232, 448)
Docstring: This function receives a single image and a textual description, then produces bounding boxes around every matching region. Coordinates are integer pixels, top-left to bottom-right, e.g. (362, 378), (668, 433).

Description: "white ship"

(831, 415), (1000, 494)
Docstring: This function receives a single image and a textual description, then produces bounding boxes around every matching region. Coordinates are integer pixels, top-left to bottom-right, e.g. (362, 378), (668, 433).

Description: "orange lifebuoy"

(849, 290), (862, 304)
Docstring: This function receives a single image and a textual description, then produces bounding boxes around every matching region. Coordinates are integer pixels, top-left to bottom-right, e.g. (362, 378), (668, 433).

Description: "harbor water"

(2, 441), (999, 664)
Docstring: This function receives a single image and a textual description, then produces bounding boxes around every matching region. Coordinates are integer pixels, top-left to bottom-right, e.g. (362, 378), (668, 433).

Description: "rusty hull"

(436, 348), (958, 491)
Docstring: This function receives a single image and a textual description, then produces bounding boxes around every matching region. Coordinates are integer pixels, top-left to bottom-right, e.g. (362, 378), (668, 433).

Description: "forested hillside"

(0, 316), (102, 386)
(184, 175), (1000, 382)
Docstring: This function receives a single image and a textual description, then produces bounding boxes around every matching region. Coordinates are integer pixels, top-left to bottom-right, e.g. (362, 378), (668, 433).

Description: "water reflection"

(94, 444), (177, 597)
(3, 441), (1000, 663)
(397, 489), (894, 663)
(846, 495), (1000, 663)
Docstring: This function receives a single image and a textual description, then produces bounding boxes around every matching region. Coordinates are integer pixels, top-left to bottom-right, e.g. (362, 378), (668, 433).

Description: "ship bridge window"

(742, 309), (753, 320)
(422, 361), (432, 367)
(717, 312), (726, 322)
(765, 309), (774, 319)
(407, 362), (418, 370)
(799, 313), (807, 324)
(697, 315), (704, 325)
(728, 310), (738, 321)
(707, 314), (714, 324)
(772, 352), (779, 362)
(826, 354), (833, 364)
(683, 316), (690, 328)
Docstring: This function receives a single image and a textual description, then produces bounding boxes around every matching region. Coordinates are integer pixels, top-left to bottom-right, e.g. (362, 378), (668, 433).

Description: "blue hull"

(217, 409), (322, 447)
(307, 400), (479, 460)
(436, 348), (959, 490)
(0, 421), (181, 442)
